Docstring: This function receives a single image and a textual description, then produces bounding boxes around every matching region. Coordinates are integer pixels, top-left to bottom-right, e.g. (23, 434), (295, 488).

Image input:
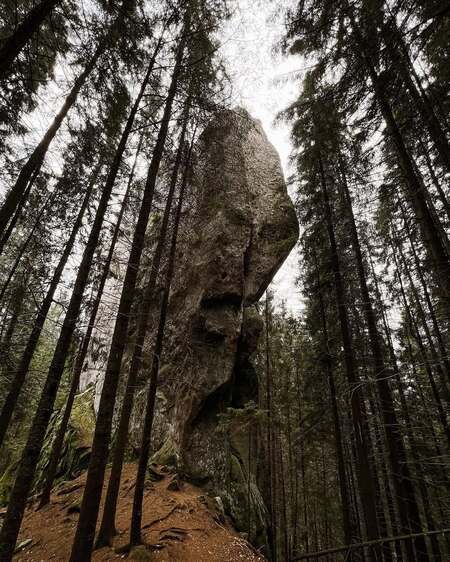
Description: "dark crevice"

(200, 292), (242, 308)
(188, 378), (232, 428)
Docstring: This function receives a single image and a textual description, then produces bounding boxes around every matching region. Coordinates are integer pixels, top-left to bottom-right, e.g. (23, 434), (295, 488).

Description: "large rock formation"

(81, 107), (298, 549)
(134, 108), (298, 547)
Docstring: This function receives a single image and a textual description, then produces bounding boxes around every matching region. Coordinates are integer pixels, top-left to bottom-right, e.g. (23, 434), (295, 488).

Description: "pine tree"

(68, 19), (187, 560)
(129, 123), (194, 549)
(0, 0), (137, 242)
(36, 135), (142, 509)
(0, 0), (62, 78)
(96, 104), (190, 547)
(0, 58), (131, 562)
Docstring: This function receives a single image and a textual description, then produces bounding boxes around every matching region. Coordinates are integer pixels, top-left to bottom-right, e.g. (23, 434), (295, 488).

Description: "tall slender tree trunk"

(0, 0), (61, 78)
(398, 201), (450, 384)
(390, 241), (450, 446)
(0, 46), (103, 242)
(271, 413), (279, 561)
(0, 275), (28, 368)
(264, 293), (277, 561)
(129, 129), (193, 547)
(278, 438), (289, 562)
(403, 292), (450, 446)
(315, 260), (355, 555)
(397, 238), (450, 403)
(247, 426), (253, 539)
(37, 138), (141, 509)
(413, 359), (450, 492)
(0, 187), (58, 305)
(0, 130), (126, 559)
(391, 386), (443, 561)
(367, 245), (444, 559)
(348, 293), (398, 562)
(346, 4), (450, 315)
(409, 158), (450, 257)
(0, 0), (137, 242)
(68, 29), (185, 562)
(338, 156), (429, 561)
(321, 445), (329, 560)
(317, 152), (380, 560)
(284, 364), (294, 560)
(300, 438), (309, 556)
(0, 173), (96, 449)
(96, 108), (189, 548)
(292, 364), (302, 555)
(417, 137), (450, 224)
(0, 168), (37, 255)
(383, 14), (450, 177)
(346, 440), (363, 544)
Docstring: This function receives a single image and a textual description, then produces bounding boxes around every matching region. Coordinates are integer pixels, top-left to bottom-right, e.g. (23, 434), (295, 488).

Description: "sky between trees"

(218, 0), (303, 312)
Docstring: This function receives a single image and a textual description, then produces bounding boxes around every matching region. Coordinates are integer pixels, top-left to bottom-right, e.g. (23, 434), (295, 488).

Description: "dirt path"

(10, 464), (265, 562)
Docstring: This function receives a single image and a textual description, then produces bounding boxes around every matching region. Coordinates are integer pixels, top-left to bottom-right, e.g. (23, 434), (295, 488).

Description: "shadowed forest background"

(0, 0), (450, 561)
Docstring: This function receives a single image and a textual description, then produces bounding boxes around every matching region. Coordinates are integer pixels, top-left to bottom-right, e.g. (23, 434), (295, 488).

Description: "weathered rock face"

(140, 108), (298, 546)
(80, 107), (298, 549)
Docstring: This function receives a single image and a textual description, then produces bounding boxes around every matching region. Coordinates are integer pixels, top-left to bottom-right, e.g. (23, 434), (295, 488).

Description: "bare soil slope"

(9, 464), (265, 562)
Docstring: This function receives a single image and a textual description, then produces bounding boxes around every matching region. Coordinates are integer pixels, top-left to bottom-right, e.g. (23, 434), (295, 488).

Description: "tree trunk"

(96, 106), (189, 548)
(36, 136), (141, 509)
(398, 200), (450, 386)
(0, 0), (138, 244)
(68, 30), (185, 562)
(417, 137), (450, 225)
(338, 155), (429, 561)
(292, 365), (302, 554)
(315, 260), (355, 555)
(264, 293), (277, 561)
(0, 276), (28, 369)
(285, 362), (294, 560)
(317, 152), (380, 560)
(413, 361), (450, 491)
(0, 187), (58, 305)
(397, 238), (450, 403)
(384, 13), (450, 177)
(0, 0), (61, 78)
(300, 438), (309, 556)
(348, 286), (398, 562)
(0, 133), (122, 559)
(390, 239), (450, 446)
(278, 438), (289, 562)
(0, 168), (37, 255)
(0, 45), (103, 242)
(0, 173), (96, 450)
(347, 3), (450, 317)
(367, 242), (445, 557)
(129, 126), (193, 547)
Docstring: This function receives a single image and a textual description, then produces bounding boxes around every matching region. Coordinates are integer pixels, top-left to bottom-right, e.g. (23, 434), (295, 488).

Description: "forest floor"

(7, 463), (265, 562)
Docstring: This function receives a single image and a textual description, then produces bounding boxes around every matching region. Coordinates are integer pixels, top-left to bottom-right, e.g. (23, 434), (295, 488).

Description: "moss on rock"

(0, 462), (16, 507)
(0, 387), (96, 505)
(150, 435), (179, 468)
(33, 387), (96, 492)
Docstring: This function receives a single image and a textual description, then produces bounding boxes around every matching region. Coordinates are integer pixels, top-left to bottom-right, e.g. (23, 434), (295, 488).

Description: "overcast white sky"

(218, 0), (304, 313)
